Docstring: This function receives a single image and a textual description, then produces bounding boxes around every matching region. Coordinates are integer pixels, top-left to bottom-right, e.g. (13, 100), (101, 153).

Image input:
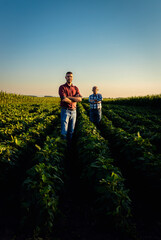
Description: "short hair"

(92, 86), (98, 90)
(66, 71), (73, 75)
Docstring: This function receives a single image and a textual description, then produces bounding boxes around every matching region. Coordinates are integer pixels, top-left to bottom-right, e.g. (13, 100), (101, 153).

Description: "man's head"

(92, 86), (98, 95)
(65, 71), (73, 85)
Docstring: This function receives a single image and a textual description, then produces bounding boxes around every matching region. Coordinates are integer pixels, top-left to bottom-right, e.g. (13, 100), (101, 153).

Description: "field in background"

(0, 91), (161, 240)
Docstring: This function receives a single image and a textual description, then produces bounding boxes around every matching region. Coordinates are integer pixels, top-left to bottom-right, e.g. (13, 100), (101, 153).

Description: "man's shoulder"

(59, 83), (66, 88)
(72, 85), (79, 90)
(89, 94), (93, 98)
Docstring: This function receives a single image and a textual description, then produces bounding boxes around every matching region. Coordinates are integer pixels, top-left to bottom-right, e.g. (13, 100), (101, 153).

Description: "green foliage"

(21, 136), (67, 234)
(99, 115), (161, 182)
(103, 94), (161, 108)
(0, 90), (60, 104)
(1, 92), (161, 238)
(0, 93), (65, 235)
(76, 103), (132, 231)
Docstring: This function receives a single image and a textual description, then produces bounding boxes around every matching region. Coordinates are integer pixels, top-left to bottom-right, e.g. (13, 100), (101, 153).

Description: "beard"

(67, 79), (72, 84)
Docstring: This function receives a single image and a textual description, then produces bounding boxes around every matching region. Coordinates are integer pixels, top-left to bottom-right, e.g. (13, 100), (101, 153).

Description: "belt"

(62, 107), (76, 111)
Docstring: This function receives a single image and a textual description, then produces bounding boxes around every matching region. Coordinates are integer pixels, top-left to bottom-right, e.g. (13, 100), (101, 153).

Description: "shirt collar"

(65, 82), (73, 87)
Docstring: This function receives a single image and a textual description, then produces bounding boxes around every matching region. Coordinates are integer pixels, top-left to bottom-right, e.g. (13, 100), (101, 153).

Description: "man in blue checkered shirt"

(89, 86), (103, 126)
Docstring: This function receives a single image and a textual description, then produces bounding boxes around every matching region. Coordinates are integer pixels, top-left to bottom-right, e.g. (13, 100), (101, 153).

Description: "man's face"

(65, 73), (73, 85)
(93, 87), (98, 94)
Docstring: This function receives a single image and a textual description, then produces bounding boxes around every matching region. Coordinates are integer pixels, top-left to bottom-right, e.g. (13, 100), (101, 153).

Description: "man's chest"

(65, 87), (76, 96)
(91, 94), (99, 99)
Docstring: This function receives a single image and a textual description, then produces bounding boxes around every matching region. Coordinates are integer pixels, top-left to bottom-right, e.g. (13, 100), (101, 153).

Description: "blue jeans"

(61, 108), (77, 140)
(89, 108), (102, 125)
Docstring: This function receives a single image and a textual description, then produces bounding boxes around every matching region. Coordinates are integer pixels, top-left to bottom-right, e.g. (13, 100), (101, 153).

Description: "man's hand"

(67, 96), (82, 102)
(62, 97), (72, 104)
(90, 99), (101, 103)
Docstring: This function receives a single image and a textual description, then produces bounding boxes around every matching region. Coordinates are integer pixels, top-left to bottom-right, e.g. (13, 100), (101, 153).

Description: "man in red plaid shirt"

(59, 71), (82, 141)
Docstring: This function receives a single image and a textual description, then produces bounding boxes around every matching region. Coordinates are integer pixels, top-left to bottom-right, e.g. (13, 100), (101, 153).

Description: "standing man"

(89, 86), (103, 126)
(59, 71), (82, 141)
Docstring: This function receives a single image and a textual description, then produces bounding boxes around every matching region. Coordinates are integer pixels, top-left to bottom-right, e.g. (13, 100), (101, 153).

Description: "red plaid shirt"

(59, 83), (82, 110)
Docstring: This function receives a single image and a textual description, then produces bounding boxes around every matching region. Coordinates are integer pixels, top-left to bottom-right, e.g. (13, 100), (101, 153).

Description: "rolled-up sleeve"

(59, 86), (66, 100)
(75, 87), (82, 98)
(98, 94), (103, 101)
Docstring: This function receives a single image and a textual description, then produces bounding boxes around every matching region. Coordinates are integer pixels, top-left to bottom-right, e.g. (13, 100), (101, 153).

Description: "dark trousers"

(89, 108), (102, 125)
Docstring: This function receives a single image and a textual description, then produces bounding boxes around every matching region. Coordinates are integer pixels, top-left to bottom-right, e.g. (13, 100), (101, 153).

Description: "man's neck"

(67, 82), (72, 86)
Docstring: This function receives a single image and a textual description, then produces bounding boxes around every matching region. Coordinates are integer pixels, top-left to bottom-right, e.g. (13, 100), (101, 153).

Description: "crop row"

(0, 111), (66, 236)
(82, 102), (161, 154)
(21, 127), (67, 234)
(0, 113), (60, 190)
(97, 114), (161, 201)
(82, 104), (161, 230)
(0, 104), (60, 142)
(102, 106), (161, 153)
(0, 91), (60, 104)
(81, 102), (161, 210)
(75, 103), (132, 231)
(103, 103), (161, 124)
(0, 102), (59, 127)
(102, 103), (161, 131)
(103, 94), (161, 108)
(103, 109), (161, 153)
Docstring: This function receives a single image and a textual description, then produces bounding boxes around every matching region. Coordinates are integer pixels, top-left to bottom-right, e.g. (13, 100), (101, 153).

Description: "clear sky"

(0, 0), (161, 97)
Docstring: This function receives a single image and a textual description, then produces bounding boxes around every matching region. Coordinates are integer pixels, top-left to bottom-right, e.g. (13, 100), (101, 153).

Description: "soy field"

(1, 91), (161, 240)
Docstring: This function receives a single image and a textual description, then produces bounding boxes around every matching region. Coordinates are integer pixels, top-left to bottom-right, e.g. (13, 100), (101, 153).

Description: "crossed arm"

(62, 95), (82, 103)
(89, 99), (101, 103)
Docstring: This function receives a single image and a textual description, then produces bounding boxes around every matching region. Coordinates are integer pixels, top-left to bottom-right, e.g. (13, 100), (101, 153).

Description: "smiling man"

(59, 71), (82, 141)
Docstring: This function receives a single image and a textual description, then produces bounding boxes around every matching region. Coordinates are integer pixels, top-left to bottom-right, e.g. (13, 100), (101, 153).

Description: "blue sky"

(0, 0), (161, 97)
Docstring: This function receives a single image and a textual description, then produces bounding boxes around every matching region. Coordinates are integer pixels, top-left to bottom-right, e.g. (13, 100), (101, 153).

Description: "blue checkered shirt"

(89, 94), (103, 109)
